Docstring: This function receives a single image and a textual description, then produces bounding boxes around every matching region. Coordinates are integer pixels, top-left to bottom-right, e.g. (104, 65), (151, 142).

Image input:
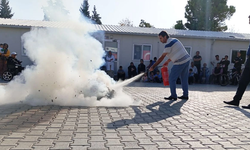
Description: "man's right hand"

(149, 66), (154, 72)
(163, 61), (169, 66)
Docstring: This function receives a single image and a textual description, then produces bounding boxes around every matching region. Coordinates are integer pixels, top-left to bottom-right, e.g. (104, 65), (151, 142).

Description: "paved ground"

(0, 82), (250, 150)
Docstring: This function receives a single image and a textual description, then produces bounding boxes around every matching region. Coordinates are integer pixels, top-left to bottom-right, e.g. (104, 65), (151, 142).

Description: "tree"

(139, 19), (154, 28)
(79, 0), (90, 19)
(91, 5), (102, 24)
(43, 0), (69, 21)
(119, 18), (133, 27)
(174, 20), (186, 30)
(184, 0), (235, 31)
(0, 0), (14, 18)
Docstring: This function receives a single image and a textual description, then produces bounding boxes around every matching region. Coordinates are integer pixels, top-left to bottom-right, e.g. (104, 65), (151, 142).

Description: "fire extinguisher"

(161, 66), (169, 86)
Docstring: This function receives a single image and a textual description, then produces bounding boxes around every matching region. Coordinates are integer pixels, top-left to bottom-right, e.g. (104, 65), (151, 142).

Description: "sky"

(9, 0), (250, 33)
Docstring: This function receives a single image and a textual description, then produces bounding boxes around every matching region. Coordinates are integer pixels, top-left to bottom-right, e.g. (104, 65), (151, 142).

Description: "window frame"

(132, 44), (152, 61)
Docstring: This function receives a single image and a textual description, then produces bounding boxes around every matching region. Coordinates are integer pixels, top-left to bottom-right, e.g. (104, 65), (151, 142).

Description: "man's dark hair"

(119, 66), (122, 68)
(215, 55), (219, 57)
(158, 31), (169, 38)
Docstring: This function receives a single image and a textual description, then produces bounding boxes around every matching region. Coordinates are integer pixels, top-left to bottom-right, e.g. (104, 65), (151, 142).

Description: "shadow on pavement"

(224, 105), (250, 118)
(106, 99), (187, 129)
(125, 82), (241, 92)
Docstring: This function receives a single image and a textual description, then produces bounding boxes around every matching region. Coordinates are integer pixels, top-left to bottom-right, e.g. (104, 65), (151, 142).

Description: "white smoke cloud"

(0, 0), (141, 107)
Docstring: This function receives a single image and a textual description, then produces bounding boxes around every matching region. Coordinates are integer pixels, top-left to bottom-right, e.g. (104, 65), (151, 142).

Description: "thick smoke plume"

(0, 0), (141, 107)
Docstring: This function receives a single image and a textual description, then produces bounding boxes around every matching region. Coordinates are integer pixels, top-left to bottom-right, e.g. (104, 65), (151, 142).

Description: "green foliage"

(139, 19), (154, 28)
(174, 20), (186, 30)
(91, 5), (102, 24)
(184, 0), (235, 31)
(0, 0), (14, 18)
(79, 0), (90, 19)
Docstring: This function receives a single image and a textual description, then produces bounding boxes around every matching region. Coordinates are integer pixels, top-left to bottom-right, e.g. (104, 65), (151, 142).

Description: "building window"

(231, 50), (246, 63)
(133, 44), (151, 60)
(184, 46), (191, 55)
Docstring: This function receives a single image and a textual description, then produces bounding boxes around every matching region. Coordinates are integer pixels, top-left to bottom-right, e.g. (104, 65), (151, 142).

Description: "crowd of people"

(188, 51), (243, 85)
(103, 49), (243, 86)
(0, 43), (23, 78)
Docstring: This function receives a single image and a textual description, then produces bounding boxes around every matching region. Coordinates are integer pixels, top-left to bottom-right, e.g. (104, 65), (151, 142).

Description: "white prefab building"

(0, 18), (250, 77)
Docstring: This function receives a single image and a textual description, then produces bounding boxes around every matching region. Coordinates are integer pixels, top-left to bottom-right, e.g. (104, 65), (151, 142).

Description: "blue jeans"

(169, 60), (190, 98)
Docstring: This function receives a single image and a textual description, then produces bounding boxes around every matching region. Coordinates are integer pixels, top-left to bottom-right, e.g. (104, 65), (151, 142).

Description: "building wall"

(0, 26), (249, 78)
(0, 27), (32, 66)
(106, 33), (249, 77)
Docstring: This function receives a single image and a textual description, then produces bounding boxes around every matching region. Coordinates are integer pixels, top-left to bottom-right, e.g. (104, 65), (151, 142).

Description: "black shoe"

(223, 100), (239, 106)
(178, 96), (189, 100)
(164, 96), (177, 100)
(242, 104), (250, 109)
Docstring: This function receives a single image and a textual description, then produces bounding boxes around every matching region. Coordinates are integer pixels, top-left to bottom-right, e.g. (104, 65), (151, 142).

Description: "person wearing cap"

(224, 15), (250, 109)
(7, 52), (23, 72)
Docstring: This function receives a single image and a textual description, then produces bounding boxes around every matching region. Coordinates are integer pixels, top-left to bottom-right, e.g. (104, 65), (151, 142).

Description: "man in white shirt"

(149, 31), (191, 100)
(211, 55), (220, 67)
(105, 51), (115, 78)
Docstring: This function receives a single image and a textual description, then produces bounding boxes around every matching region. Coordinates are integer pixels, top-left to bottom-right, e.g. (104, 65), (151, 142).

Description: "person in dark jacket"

(138, 59), (146, 74)
(224, 15), (250, 109)
(233, 51), (243, 75)
(7, 52), (24, 72)
(128, 62), (137, 78)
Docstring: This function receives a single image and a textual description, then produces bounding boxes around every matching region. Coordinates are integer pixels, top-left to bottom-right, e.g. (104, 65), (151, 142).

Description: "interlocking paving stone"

(0, 146), (14, 150)
(10, 142), (34, 150)
(50, 142), (71, 150)
(1, 83), (250, 149)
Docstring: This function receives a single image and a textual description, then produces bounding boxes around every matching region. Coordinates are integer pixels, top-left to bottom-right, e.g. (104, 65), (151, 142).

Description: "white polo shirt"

(163, 38), (191, 65)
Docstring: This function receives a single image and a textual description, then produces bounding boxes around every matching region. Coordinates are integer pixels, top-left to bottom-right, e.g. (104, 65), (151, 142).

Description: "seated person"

(212, 63), (223, 84)
(188, 69), (194, 85)
(200, 63), (209, 84)
(117, 66), (125, 81)
(189, 62), (198, 83)
(148, 71), (154, 82)
(141, 73), (148, 82)
(7, 52), (24, 73)
(128, 62), (137, 78)
(154, 71), (162, 83)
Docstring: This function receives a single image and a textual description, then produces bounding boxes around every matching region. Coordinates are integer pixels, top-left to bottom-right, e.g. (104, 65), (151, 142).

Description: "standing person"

(224, 15), (250, 109)
(128, 62), (137, 78)
(233, 51), (243, 75)
(105, 51), (115, 78)
(138, 59), (146, 74)
(0, 43), (10, 75)
(193, 51), (202, 82)
(220, 55), (230, 74)
(149, 31), (191, 100)
(211, 55), (220, 68)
